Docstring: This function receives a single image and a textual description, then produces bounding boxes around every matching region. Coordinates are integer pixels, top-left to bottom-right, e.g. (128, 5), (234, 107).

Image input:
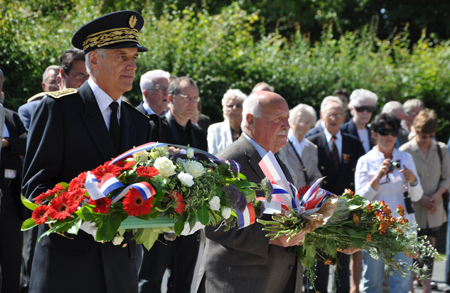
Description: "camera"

(389, 160), (401, 172)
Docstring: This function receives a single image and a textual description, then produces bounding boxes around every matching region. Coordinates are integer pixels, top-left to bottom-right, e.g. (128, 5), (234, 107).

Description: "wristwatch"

(410, 179), (418, 187)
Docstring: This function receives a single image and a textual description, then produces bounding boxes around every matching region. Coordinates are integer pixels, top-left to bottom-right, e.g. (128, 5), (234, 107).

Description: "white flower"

(209, 196), (221, 211)
(186, 148), (195, 159)
(154, 157), (177, 178)
(112, 235), (124, 246)
(222, 207), (231, 219)
(133, 150), (148, 161)
(178, 172), (194, 187)
(184, 160), (205, 178)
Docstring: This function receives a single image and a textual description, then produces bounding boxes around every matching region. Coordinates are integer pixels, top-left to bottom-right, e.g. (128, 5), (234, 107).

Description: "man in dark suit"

(307, 96), (365, 293)
(21, 11), (158, 293)
(197, 91), (303, 293)
(137, 69), (170, 116)
(139, 77), (207, 293)
(0, 68), (27, 293)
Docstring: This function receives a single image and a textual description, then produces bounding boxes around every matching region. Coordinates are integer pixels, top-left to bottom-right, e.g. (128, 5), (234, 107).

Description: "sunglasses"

(377, 128), (399, 137)
(354, 106), (376, 113)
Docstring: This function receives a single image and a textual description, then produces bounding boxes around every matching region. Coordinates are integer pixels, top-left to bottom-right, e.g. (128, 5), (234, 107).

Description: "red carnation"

(35, 183), (66, 204)
(136, 166), (159, 179)
(115, 160), (135, 171)
(92, 163), (121, 181)
(68, 172), (87, 192)
(32, 205), (50, 225)
(89, 197), (112, 214)
(47, 193), (76, 222)
(170, 191), (186, 215)
(123, 188), (153, 216)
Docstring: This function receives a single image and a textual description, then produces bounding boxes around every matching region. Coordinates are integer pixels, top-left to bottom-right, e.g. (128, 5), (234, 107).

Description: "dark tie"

(109, 102), (120, 154)
(331, 135), (340, 170)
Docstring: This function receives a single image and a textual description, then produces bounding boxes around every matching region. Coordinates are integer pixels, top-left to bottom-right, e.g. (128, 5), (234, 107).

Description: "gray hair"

(403, 99), (425, 114)
(348, 89), (378, 109)
(251, 82), (274, 93)
(168, 76), (197, 97)
(382, 101), (404, 116)
(289, 104), (317, 126)
(222, 89), (247, 118)
(320, 96), (344, 113)
(85, 49), (107, 75)
(140, 70), (170, 101)
(241, 93), (263, 129)
(42, 65), (60, 83)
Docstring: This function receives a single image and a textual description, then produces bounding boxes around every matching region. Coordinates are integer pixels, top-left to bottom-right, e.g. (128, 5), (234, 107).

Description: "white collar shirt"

(287, 129), (308, 157)
(88, 78), (121, 130)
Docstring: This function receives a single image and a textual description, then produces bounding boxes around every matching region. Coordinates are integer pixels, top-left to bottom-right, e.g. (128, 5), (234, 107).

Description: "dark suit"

(197, 135), (302, 293)
(305, 125), (323, 138)
(0, 108), (27, 293)
(139, 111), (207, 293)
(307, 131), (365, 293)
(196, 113), (210, 134)
(22, 82), (157, 293)
(18, 100), (41, 130)
(340, 119), (375, 151)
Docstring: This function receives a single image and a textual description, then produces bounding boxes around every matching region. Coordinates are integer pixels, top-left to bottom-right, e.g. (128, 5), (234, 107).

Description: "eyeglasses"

(326, 113), (343, 119)
(417, 133), (435, 139)
(354, 106), (376, 113)
(178, 94), (200, 103)
(226, 103), (243, 109)
(377, 128), (399, 137)
(149, 85), (168, 95)
(68, 72), (89, 80)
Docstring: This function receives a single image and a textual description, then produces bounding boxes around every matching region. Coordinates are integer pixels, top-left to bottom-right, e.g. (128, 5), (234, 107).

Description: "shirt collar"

(142, 100), (156, 115)
(288, 129), (308, 148)
(243, 132), (268, 159)
(323, 128), (342, 142)
(88, 78), (121, 114)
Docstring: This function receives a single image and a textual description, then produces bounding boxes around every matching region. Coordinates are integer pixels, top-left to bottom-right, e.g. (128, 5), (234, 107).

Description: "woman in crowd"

(207, 89), (247, 155)
(278, 104), (322, 189)
(400, 109), (450, 293)
(355, 113), (423, 293)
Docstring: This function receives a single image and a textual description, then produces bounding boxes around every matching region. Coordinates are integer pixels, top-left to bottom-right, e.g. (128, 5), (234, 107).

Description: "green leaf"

(134, 228), (160, 251)
(21, 218), (37, 231)
(67, 217), (83, 235)
(174, 213), (188, 236)
(188, 213), (197, 231)
(197, 203), (209, 225)
(21, 195), (38, 211)
(96, 211), (128, 241)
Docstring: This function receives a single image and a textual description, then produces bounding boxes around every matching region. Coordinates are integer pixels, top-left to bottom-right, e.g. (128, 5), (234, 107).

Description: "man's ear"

(89, 51), (100, 70)
(168, 94), (174, 103)
(246, 113), (254, 126)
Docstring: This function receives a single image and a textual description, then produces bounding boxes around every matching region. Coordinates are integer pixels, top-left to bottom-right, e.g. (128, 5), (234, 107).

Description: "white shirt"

(323, 128), (342, 162)
(357, 128), (370, 153)
(88, 78), (121, 130)
(355, 147), (423, 222)
(287, 129), (308, 157)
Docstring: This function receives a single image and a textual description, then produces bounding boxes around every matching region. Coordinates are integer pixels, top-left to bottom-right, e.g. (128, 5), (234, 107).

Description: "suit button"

(324, 181), (328, 184)
(350, 182), (354, 186)
(288, 265), (294, 270)
(321, 166), (325, 170)
(352, 168), (355, 172)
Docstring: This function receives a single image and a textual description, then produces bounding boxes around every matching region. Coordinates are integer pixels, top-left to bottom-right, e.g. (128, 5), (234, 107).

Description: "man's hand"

(269, 231), (305, 247)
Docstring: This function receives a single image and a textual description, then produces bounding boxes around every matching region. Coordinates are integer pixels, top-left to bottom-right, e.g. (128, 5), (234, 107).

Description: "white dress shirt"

(323, 128), (342, 162)
(88, 78), (121, 130)
(287, 129), (308, 157)
(355, 147), (423, 222)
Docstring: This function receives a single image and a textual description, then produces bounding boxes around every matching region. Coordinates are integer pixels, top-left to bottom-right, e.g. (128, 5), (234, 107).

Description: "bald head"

(243, 91), (290, 153)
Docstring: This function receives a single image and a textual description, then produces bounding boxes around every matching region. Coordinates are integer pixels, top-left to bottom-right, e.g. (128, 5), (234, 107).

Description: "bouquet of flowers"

(21, 142), (267, 250)
(258, 186), (441, 280)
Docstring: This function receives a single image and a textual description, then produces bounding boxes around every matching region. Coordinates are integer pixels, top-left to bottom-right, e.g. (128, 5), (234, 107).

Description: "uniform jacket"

(340, 119), (374, 150)
(308, 131), (365, 195)
(22, 82), (157, 293)
(197, 135), (302, 293)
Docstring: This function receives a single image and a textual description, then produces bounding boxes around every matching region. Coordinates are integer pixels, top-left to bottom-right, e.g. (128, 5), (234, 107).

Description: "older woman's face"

(416, 132), (435, 149)
(224, 96), (243, 120)
(351, 98), (375, 126)
(291, 111), (313, 140)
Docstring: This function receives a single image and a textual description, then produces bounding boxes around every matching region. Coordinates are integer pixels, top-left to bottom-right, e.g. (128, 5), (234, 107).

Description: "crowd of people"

(0, 9), (450, 293)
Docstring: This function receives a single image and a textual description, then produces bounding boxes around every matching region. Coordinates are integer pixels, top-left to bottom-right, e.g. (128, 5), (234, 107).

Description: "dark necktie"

(109, 102), (120, 154)
(331, 135), (340, 170)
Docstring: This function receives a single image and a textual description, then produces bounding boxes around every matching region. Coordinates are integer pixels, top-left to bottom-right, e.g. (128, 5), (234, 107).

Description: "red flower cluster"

(136, 166), (159, 179)
(88, 197), (112, 214)
(123, 188), (153, 216)
(92, 162), (122, 181)
(170, 191), (186, 215)
(34, 183), (66, 204)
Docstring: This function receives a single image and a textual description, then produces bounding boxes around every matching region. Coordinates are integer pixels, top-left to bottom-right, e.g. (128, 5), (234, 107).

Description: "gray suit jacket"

(278, 137), (322, 189)
(197, 136), (302, 293)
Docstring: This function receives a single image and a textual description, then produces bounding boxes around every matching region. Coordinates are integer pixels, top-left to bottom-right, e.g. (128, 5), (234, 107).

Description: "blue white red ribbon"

(299, 177), (332, 213)
(111, 182), (156, 204)
(236, 203), (256, 229)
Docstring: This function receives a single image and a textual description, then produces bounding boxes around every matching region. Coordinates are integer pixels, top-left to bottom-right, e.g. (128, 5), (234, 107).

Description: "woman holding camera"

(400, 109), (450, 293)
(355, 113), (423, 293)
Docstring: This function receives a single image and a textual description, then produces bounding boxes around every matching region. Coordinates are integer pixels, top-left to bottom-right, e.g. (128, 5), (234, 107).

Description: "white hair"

(140, 70), (170, 92)
(289, 104), (317, 126)
(403, 99), (425, 114)
(348, 89), (378, 109)
(320, 96), (344, 113)
(42, 65), (60, 82)
(382, 101), (404, 115)
(241, 93), (263, 129)
(222, 89), (247, 119)
(85, 49), (107, 75)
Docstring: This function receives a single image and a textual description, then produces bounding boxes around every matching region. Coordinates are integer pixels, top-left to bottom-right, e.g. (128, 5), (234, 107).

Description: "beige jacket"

(400, 139), (450, 228)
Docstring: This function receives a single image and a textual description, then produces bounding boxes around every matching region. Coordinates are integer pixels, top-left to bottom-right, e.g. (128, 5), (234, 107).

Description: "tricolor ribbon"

(236, 203), (256, 229)
(299, 177), (333, 213)
(111, 181), (156, 204)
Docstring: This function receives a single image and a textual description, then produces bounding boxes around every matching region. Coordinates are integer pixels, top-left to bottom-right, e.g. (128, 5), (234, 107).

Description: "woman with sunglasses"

(355, 113), (423, 293)
(400, 109), (450, 293)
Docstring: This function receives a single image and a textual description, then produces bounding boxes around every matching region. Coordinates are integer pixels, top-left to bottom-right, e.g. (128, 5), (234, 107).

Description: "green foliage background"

(1, 0), (450, 140)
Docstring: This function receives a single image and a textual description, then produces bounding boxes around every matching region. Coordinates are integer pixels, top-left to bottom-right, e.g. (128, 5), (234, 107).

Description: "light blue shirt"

(243, 132), (268, 159)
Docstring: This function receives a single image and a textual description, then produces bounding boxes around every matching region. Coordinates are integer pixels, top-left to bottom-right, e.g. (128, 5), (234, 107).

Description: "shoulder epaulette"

(46, 88), (78, 99)
(27, 92), (47, 103)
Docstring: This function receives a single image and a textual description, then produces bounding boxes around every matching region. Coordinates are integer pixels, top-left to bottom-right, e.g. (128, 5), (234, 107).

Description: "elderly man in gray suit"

(197, 91), (304, 293)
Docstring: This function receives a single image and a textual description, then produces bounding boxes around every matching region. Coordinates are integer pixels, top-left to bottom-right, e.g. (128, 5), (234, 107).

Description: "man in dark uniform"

(139, 77), (207, 293)
(21, 11), (158, 293)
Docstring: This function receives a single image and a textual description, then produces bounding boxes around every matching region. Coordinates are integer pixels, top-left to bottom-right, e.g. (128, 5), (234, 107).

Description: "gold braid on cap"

(82, 27), (139, 51)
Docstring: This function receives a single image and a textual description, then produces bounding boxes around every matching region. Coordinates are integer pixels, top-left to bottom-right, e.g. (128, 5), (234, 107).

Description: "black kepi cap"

(72, 10), (148, 53)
